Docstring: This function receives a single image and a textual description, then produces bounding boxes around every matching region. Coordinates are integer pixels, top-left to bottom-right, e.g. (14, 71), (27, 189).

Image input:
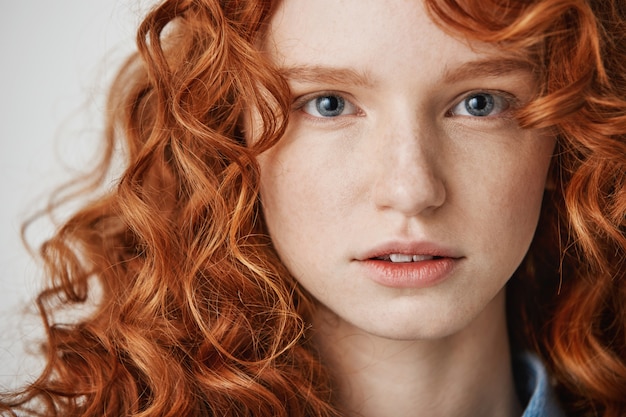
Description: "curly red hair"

(2, 0), (625, 416)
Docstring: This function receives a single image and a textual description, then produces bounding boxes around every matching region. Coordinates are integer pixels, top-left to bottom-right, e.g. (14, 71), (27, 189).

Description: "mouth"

(359, 241), (459, 263)
(358, 244), (460, 288)
(372, 254), (442, 263)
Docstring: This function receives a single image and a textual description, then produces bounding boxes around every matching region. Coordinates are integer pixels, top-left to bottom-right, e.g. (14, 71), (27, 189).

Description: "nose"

(371, 117), (446, 217)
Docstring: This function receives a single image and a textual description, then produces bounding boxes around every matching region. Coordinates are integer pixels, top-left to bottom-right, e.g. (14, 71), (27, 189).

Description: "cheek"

(505, 140), (554, 221)
(473, 143), (554, 261)
(257, 148), (327, 256)
(258, 137), (355, 229)
(257, 138), (362, 279)
(259, 147), (319, 220)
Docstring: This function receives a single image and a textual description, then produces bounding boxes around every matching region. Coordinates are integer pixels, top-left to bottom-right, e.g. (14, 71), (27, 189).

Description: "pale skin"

(251, 1), (555, 416)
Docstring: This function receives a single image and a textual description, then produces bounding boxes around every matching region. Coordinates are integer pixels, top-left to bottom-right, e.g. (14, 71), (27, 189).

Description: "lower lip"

(359, 257), (459, 289)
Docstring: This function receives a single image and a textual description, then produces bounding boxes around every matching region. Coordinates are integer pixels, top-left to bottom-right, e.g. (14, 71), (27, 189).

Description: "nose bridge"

(371, 112), (446, 216)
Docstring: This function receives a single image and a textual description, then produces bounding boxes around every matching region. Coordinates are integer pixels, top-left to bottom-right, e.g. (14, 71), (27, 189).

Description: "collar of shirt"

(515, 352), (566, 417)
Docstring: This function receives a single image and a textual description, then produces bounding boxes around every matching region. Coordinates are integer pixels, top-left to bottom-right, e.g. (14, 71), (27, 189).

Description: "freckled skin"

(256, 0), (554, 342)
(250, 2), (555, 415)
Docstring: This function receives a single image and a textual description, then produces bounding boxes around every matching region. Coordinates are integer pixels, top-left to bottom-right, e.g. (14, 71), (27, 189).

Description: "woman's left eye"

(299, 94), (358, 118)
(448, 92), (514, 117)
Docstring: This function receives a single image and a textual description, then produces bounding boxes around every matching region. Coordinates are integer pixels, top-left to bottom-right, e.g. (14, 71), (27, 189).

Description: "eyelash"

(292, 90), (518, 120)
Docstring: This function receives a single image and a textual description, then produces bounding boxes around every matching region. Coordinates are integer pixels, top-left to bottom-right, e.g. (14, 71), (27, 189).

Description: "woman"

(2, 0), (625, 416)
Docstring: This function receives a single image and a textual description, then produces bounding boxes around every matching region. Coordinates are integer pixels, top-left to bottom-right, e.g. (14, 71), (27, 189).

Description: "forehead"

(263, 0), (511, 78)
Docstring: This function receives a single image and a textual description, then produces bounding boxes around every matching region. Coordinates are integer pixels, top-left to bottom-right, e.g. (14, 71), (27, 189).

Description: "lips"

(356, 241), (461, 288)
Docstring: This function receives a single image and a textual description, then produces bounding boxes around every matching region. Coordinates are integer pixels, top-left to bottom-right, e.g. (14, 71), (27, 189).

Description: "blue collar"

(515, 352), (566, 417)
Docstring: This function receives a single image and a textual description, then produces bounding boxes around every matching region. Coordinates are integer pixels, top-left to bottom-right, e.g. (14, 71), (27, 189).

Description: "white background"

(0, 0), (155, 390)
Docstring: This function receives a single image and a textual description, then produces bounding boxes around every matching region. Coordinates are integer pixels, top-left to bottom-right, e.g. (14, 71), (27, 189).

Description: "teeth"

(387, 254), (435, 263)
(389, 254), (413, 263)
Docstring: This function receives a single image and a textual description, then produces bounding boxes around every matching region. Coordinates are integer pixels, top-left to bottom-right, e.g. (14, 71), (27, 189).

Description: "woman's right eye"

(299, 94), (358, 118)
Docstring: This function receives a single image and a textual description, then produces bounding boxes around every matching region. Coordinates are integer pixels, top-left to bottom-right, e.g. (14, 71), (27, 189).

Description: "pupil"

(465, 94), (494, 116)
(470, 96), (487, 109)
(316, 96), (344, 117)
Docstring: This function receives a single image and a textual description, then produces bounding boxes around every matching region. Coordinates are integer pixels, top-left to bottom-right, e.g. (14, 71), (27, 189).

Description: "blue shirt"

(516, 353), (566, 417)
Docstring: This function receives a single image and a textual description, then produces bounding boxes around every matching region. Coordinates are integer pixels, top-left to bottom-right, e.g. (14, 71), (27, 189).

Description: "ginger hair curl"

(3, 1), (338, 416)
(425, 0), (626, 416)
(1, 0), (626, 416)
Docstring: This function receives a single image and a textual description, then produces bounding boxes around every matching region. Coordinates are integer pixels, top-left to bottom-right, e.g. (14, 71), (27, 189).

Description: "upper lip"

(356, 240), (461, 261)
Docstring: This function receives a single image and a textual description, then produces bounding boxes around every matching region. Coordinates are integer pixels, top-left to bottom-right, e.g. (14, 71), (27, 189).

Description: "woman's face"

(255, 0), (555, 340)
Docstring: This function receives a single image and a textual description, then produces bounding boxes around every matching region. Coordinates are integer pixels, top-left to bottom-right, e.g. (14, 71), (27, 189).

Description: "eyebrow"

(279, 65), (374, 87)
(278, 58), (533, 89)
(442, 58), (534, 84)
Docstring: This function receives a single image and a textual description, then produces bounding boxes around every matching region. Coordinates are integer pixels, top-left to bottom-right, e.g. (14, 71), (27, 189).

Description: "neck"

(312, 290), (521, 417)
